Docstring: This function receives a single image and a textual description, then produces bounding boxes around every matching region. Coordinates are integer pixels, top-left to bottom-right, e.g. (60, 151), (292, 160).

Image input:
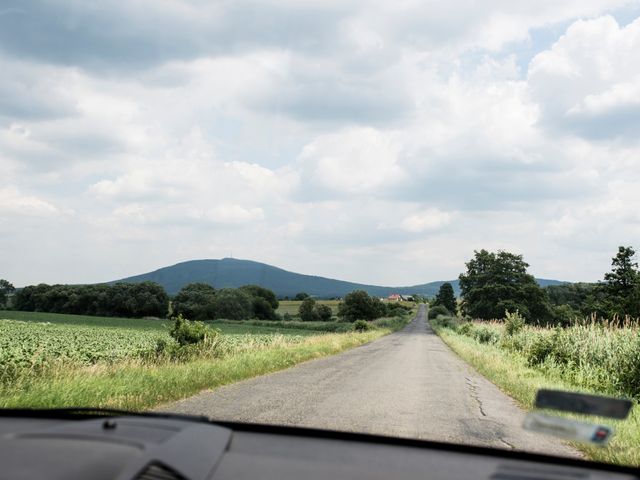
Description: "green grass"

(276, 300), (341, 316)
(430, 317), (640, 467)
(0, 330), (393, 411)
(0, 310), (409, 412)
(1, 310), (168, 330)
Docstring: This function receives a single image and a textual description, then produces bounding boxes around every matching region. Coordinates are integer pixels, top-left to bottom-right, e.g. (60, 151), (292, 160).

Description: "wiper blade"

(0, 407), (209, 423)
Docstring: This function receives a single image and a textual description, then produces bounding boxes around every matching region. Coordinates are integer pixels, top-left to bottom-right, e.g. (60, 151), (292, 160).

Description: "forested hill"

(112, 258), (565, 298)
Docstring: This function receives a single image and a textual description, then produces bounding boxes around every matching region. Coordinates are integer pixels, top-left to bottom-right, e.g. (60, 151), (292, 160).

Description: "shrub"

(471, 325), (500, 344)
(316, 304), (333, 322)
(169, 314), (210, 346)
(212, 288), (253, 320)
(354, 319), (371, 332)
(553, 304), (577, 326)
(299, 298), (319, 322)
(504, 310), (525, 336)
(338, 290), (386, 322)
(458, 322), (472, 335)
(429, 305), (450, 319)
(525, 332), (556, 366)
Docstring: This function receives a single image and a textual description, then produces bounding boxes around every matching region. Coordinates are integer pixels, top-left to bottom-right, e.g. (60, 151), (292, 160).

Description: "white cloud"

(0, 187), (59, 216)
(2, 3), (640, 286)
(400, 209), (454, 233)
(528, 15), (640, 141)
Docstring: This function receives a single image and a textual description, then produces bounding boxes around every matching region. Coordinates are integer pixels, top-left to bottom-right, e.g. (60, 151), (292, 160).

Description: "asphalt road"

(160, 305), (580, 457)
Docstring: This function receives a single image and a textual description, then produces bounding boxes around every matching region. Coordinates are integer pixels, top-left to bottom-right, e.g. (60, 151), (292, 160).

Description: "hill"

(112, 258), (566, 298)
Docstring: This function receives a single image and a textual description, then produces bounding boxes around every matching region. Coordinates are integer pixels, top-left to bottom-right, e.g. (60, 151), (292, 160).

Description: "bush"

(169, 314), (209, 346)
(471, 325), (500, 344)
(338, 290), (386, 322)
(429, 305), (450, 319)
(354, 319), (371, 332)
(458, 322), (472, 335)
(504, 310), (525, 336)
(316, 304), (333, 322)
(212, 288), (253, 320)
(172, 283), (216, 320)
(299, 298), (319, 322)
(553, 304), (577, 326)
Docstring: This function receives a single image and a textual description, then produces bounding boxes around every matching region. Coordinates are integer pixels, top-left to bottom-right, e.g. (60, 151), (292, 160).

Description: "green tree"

(299, 297), (319, 322)
(337, 290), (385, 322)
(458, 249), (553, 323)
(0, 279), (15, 308)
(433, 282), (456, 314)
(600, 246), (640, 318)
(172, 283), (217, 320)
(315, 304), (333, 322)
(240, 285), (279, 320)
(212, 288), (253, 320)
(294, 292), (310, 301)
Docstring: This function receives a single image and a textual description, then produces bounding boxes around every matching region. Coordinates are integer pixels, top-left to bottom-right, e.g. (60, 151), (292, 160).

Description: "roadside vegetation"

(0, 297), (412, 410)
(428, 245), (640, 466)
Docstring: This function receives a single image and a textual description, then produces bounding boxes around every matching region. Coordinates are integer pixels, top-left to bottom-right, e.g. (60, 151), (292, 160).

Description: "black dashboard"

(0, 411), (637, 480)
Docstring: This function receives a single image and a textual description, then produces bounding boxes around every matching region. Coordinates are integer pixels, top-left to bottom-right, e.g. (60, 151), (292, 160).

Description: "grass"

(430, 316), (640, 467)
(0, 310), (410, 411)
(0, 330), (393, 411)
(276, 300), (341, 316)
(1, 310), (167, 330)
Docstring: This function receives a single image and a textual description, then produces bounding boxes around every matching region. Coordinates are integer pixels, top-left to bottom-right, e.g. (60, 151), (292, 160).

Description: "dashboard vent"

(135, 462), (186, 480)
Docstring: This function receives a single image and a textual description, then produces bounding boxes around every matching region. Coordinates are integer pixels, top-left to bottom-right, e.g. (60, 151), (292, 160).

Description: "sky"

(2, 0), (640, 287)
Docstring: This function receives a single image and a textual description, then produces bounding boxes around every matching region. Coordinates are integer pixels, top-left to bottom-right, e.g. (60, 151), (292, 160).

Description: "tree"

(240, 285), (279, 320)
(316, 304), (333, 322)
(299, 297), (319, 322)
(0, 279), (15, 308)
(433, 282), (456, 314)
(172, 283), (217, 320)
(212, 288), (253, 320)
(458, 249), (553, 323)
(294, 292), (310, 301)
(601, 246), (640, 318)
(337, 290), (386, 322)
(604, 246), (639, 298)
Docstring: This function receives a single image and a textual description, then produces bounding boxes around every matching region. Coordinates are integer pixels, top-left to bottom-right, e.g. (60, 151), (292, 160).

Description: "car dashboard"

(0, 412), (637, 480)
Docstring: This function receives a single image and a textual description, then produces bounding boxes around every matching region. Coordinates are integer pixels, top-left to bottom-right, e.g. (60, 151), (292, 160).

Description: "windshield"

(1, 0), (639, 469)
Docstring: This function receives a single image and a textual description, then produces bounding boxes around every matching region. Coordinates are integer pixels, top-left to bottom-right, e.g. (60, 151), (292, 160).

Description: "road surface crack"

(465, 377), (486, 417)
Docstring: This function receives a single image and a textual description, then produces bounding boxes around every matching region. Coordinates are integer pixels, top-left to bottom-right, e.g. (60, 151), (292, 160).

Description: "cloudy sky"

(2, 0), (640, 287)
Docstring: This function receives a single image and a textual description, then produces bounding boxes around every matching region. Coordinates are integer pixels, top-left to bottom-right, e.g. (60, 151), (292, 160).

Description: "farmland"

(276, 300), (341, 316)
(0, 310), (409, 410)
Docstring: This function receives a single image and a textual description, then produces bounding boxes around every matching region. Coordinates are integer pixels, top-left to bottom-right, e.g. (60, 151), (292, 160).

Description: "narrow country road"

(160, 305), (579, 457)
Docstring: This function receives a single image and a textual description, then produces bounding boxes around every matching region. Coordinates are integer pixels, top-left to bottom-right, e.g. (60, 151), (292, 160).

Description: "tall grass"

(433, 317), (640, 399)
(431, 316), (640, 466)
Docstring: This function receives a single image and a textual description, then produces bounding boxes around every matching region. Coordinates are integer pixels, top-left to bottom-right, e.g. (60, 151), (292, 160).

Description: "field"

(276, 300), (341, 316)
(0, 310), (409, 410)
(430, 316), (640, 466)
(276, 299), (415, 317)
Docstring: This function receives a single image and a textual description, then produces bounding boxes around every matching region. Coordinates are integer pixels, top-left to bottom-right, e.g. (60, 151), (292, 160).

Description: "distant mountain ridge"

(112, 258), (566, 298)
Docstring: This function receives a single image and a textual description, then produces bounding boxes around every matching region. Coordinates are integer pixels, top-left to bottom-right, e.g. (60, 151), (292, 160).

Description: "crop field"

(0, 310), (408, 406)
(0, 311), (328, 383)
(276, 300), (341, 316)
(0, 309), (408, 410)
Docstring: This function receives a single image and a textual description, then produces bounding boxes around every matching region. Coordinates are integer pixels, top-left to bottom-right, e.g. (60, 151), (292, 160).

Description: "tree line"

(12, 282), (169, 318)
(430, 245), (640, 324)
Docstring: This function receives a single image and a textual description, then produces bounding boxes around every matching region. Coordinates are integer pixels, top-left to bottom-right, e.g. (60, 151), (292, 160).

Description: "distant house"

(387, 294), (414, 302)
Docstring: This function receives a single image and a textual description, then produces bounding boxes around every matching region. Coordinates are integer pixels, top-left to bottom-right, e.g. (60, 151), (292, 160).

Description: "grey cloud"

(0, 0), (352, 71)
(252, 72), (412, 125)
(561, 104), (640, 143)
